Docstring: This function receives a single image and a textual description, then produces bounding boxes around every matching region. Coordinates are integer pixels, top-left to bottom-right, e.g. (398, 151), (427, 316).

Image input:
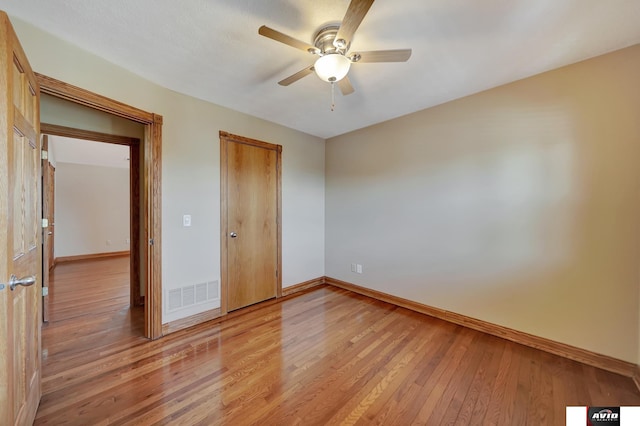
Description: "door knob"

(230, 232), (237, 238)
(9, 274), (36, 291)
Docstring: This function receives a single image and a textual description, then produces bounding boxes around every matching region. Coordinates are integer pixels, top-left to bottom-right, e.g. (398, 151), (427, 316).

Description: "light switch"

(183, 215), (192, 227)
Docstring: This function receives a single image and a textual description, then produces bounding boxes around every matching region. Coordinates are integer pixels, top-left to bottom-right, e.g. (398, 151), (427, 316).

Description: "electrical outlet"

(126, 238), (130, 244)
(356, 264), (363, 274)
(183, 214), (192, 227)
(106, 239), (111, 246)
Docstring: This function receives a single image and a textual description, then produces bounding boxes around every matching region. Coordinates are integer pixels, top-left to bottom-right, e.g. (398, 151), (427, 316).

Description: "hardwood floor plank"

(511, 350), (532, 425)
(351, 320), (443, 424)
(452, 340), (499, 425)
(409, 328), (477, 424)
(325, 322), (429, 424)
(482, 343), (516, 425)
(497, 346), (523, 426)
(529, 354), (555, 425)
(35, 258), (640, 425)
(437, 337), (492, 425)
(464, 339), (506, 425)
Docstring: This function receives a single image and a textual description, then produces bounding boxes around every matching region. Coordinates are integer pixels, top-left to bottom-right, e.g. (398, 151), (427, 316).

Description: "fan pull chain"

(330, 81), (335, 112)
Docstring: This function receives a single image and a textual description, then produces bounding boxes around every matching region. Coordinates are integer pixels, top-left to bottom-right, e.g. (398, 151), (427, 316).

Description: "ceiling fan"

(258, 0), (412, 98)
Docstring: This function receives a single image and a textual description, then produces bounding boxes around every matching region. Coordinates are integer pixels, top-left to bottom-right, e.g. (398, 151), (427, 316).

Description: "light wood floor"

(35, 257), (640, 425)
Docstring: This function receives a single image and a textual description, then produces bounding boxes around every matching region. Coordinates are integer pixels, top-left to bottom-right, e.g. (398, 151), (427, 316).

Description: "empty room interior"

(1, 1), (640, 425)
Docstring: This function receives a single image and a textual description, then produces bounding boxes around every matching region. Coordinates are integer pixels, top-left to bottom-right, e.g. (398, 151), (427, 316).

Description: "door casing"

(41, 135), (54, 322)
(36, 73), (164, 339)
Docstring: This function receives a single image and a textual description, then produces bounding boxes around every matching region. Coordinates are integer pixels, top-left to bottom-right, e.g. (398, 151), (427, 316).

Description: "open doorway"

(42, 128), (142, 325)
(37, 74), (163, 339)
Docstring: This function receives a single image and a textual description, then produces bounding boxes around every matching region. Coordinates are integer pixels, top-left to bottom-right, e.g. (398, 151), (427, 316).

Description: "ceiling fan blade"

(352, 49), (412, 63)
(259, 26), (318, 54)
(338, 76), (355, 96)
(335, 0), (375, 47)
(278, 65), (315, 86)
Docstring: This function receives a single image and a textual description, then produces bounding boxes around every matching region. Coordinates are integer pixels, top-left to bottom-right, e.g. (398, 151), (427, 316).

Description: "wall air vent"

(166, 280), (219, 313)
(183, 285), (195, 306)
(168, 289), (182, 311)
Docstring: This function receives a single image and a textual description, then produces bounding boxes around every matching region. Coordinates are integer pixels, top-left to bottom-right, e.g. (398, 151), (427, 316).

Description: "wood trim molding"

(275, 140), (282, 300)
(219, 131), (283, 152)
(282, 277), (325, 297)
(219, 133), (229, 316)
(36, 73), (154, 123)
(163, 296), (285, 336)
(324, 277), (636, 378)
(146, 113), (163, 339)
(40, 123), (139, 146)
(162, 308), (222, 335)
(163, 277), (325, 335)
(162, 274), (637, 380)
(130, 144), (142, 307)
(37, 73), (163, 340)
(55, 251), (130, 263)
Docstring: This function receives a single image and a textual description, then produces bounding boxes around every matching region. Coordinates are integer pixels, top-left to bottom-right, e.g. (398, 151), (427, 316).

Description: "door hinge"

(42, 287), (49, 296)
(42, 218), (49, 228)
(41, 150), (48, 160)
(276, 270), (278, 277)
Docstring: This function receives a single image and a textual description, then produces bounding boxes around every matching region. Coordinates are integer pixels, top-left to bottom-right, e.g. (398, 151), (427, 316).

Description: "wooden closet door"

(221, 132), (281, 312)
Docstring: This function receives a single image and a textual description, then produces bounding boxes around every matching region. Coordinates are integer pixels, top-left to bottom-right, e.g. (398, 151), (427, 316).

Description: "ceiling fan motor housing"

(313, 25), (349, 55)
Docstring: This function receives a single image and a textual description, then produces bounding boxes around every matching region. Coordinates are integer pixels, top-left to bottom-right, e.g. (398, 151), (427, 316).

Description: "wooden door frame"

(41, 135), (51, 322)
(36, 73), (163, 340)
(40, 123), (143, 309)
(219, 131), (282, 316)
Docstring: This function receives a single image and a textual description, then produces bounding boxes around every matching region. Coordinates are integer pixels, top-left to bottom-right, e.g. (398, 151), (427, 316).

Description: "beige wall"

(326, 45), (640, 363)
(55, 162), (130, 257)
(9, 16), (326, 324)
(41, 93), (145, 139)
(9, 13), (639, 363)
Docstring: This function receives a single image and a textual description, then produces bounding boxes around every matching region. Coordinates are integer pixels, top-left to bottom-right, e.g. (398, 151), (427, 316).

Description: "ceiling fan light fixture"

(314, 53), (351, 83)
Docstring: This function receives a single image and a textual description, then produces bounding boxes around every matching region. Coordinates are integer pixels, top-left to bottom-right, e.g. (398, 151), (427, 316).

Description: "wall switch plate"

(356, 264), (363, 274)
(183, 215), (192, 227)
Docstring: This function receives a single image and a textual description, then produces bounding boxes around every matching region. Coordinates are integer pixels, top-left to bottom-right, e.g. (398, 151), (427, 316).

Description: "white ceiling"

(4, 1), (640, 139)
(49, 136), (130, 169)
